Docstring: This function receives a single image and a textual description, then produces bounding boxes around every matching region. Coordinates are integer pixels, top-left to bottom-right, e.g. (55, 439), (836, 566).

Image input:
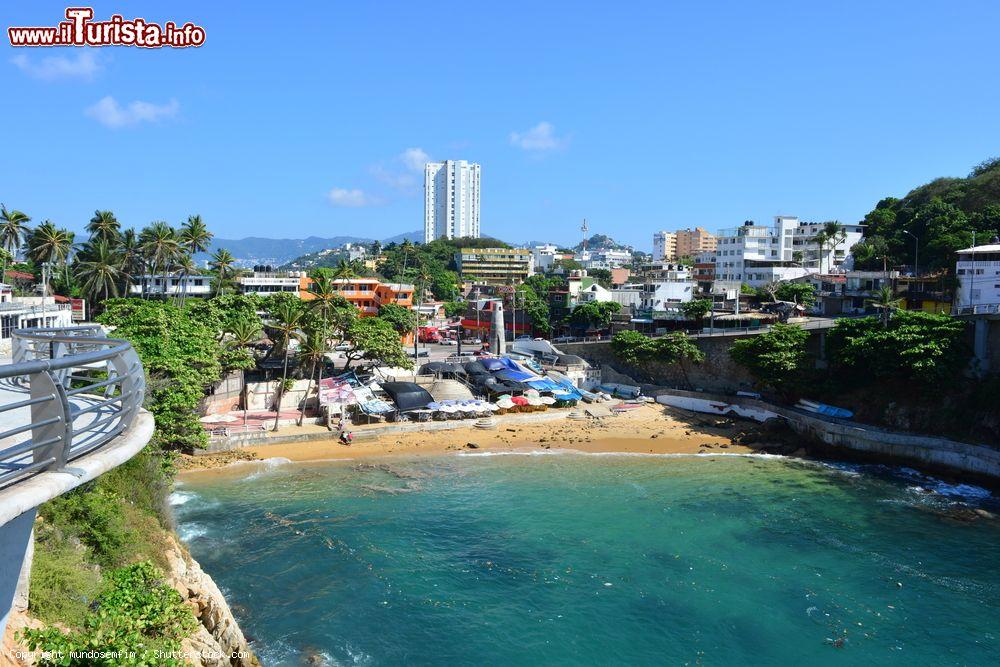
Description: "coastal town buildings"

(675, 227), (717, 259)
(652, 231), (677, 262)
(713, 216), (864, 288)
(130, 274), (213, 297)
(424, 160), (481, 243)
(311, 277), (415, 315)
(575, 248), (633, 270)
(0, 295), (73, 342)
(237, 268), (308, 297)
(455, 247), (532, 286)
(955, 241), (1000, 312)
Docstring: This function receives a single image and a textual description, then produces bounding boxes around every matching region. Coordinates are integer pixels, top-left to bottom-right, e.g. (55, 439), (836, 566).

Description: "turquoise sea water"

(173, 453), (1000, 666)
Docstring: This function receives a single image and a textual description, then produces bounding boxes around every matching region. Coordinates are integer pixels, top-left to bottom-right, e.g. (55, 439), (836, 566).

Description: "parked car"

(334, 342), (353, 352)
(515, 334), (533, 341)
(552, 335), (576, 343)
(408, 348), (430, 357)
(439, 339), (457, 346)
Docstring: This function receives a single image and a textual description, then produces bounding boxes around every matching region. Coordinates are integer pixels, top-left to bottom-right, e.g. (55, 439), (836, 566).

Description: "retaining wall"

(656, 388), (1000, 480)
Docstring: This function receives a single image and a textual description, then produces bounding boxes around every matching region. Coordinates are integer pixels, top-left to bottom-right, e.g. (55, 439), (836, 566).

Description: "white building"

(640, 281), (696, 312)
(238, 269), (305, 297)
(130, 274), (213, 297)
(576, 248), (633, 270)
(652, 231), (677, 262)
(955, 242), (1000, 312)
(424, 160), (481, 243)
(713, 216), (864, 288)
(531, 244), (561, 274)
(0, 297), (73, 342)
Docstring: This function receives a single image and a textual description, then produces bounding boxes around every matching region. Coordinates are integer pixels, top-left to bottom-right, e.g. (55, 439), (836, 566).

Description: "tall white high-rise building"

(424, 160), (481, 243)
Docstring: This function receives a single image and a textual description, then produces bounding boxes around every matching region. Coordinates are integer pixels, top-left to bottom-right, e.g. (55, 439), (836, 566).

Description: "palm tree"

(174, 253), (197, 307)
(269, 300), (305, 431)
(815, 221), (846, 274)
(307, 273), (350, 423)
(867, 285), (903, 327)
(226, 319), (262, 425)
(86, 210), (120, 243)
(295, 328), (327, 426)
(179, 214), (213, 256)
(75, 239), (122, 305)
(332, 258), (356, 283)
(0, 205), (31, 285)
(210, 248), (235, 296)
(139, 222), (180, 298)
(117, 228), (144, 296)
(26, 221), (74, 296)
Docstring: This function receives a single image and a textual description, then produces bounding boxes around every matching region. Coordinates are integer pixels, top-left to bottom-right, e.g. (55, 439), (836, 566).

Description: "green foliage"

(612, 330), (704, 367)
(23, 562), (197, 667)
(343, 316), (412, 369)
(769, 283), (815, 306)
(679, 298), (712, 320)
(515, 284), (552, 335)
(568, 301), (620, 330)
(442, 301), (466, 318)
(378, 302), (418, 334)
(857, 158), (1000, 271)
(826, 311), (967, 383)
(587, 268), (612, 288)
(729, 324), (811, 394)
(42, 488), (131, 567)
(28, 524), (103, 627)
(99, 299), (224, 452)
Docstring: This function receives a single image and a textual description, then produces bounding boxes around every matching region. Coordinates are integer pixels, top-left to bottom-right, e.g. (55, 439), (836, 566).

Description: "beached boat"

(796, 399), (853, 419)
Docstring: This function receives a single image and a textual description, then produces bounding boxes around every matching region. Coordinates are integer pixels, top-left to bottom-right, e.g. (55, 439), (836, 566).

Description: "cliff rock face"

(163, 539), (260, 667)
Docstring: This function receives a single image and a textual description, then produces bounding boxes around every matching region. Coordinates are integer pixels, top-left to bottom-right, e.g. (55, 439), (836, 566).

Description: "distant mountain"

(194, 230), (423, 267)
(381, 230), (423, 245)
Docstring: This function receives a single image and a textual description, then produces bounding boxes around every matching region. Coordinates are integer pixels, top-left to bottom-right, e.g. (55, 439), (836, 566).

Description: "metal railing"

(0, 326), (145, 489)
(955, 303), (1000, 316)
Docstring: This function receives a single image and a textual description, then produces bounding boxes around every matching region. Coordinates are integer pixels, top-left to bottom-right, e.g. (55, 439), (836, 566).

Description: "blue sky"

(2, 1), (999, 251)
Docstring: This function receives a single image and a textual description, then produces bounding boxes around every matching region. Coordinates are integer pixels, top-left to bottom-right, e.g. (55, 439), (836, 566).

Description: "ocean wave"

(456, 448), (788, 460)
(168, 490), (195, 506)
(817, 461), (992, 502)
(177, 523), (208, 541)
(233, 457), (294, 480)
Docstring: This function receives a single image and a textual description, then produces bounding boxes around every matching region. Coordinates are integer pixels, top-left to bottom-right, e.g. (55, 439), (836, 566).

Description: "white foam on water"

(455, 448), (788, 460)
(177, 523), (208, 541)
(168, 490), (195, 506)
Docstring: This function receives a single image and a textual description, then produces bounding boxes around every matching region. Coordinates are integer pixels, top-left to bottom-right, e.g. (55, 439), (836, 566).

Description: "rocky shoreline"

(164, 537), (260, 667)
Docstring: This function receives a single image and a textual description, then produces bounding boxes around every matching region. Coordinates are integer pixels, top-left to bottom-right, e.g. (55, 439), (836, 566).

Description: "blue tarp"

(481, 358), (507, 372)
(496, 369), (535, 383)
(526, 378), (562, 392)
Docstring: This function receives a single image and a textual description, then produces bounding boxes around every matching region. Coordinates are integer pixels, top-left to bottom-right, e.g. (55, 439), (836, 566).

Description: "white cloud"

(371, 147), (432, 192)
(509, 121), (566, 152)
(327, 187), (374, 207)
(10, 49), (101, 81)
(85, 96), (179, 128)
(399, 147), (430, 172)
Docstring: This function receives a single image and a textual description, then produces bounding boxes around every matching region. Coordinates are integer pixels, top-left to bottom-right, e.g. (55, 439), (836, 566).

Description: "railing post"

(29, 371), (71, 471)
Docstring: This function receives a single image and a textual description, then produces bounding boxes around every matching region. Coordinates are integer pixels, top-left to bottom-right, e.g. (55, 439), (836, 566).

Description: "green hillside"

(853, 157), (1000, 271)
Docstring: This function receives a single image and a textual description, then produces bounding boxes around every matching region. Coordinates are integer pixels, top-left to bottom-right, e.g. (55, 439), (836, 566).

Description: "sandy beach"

(177, 405), (764, 478)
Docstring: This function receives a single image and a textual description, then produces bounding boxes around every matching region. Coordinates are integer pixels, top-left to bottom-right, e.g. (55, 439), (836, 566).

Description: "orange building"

(304, 277), (414, 315)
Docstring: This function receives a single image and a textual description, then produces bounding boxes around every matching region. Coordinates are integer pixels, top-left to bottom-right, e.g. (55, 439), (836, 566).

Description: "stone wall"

(559, 336), (760, 393)
(656, 388), (1000, 482)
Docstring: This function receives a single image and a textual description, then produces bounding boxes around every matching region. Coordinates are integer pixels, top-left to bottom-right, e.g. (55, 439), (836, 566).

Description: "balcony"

(0, 326), (153, 636)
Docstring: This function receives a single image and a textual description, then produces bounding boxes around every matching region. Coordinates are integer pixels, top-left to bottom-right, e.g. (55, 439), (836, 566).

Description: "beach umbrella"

(496, 398), (515, 409)
(199, 414), (239, 423)
(511, 396), (529, 406)
(540, 396), (556, 405)
(524, 389), (541, 399)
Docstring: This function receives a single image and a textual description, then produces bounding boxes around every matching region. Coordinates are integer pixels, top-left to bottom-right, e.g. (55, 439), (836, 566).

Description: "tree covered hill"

(853, 157), (1000, 271)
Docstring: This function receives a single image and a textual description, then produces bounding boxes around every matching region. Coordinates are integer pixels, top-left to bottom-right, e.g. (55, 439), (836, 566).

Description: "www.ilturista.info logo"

(8, 7), (205, 48)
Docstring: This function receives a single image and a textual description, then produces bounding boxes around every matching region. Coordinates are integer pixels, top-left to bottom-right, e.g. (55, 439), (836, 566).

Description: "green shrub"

(28, 524), (102, 627)
(22, 561), (197, 667)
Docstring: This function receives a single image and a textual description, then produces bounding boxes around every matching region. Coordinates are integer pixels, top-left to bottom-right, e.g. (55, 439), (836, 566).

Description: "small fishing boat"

(797, 399), (853, 419)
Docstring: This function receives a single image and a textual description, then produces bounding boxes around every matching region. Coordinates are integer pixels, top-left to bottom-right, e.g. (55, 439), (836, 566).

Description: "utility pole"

(904, 230), (919, 278)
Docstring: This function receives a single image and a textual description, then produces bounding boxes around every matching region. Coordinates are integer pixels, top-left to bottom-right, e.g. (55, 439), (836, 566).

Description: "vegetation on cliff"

(852, 157), (1000, 271)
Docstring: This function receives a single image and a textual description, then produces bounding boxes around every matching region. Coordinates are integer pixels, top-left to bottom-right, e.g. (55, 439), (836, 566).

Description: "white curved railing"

(0, 326), (145, 489)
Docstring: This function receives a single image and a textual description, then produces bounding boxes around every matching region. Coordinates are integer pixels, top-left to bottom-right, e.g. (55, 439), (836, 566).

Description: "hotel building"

(424, 160), (481, 243)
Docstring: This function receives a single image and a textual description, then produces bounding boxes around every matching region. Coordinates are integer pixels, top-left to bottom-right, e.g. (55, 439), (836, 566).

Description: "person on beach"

(337, 416), (346, 433)
(340, 431), (353, 446)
